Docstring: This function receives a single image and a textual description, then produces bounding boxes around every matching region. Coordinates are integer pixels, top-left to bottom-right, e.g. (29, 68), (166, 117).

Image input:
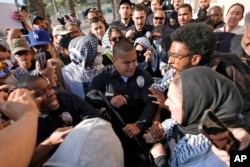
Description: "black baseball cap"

(119, 0), (133, 7)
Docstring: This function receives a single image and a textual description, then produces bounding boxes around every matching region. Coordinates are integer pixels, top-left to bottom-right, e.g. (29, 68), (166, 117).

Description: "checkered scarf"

(134, 37), (159, 72)
(68, 35), (98, 68)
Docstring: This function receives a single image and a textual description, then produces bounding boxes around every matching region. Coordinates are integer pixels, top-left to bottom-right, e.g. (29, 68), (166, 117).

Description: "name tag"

(105, 92), (114, 96)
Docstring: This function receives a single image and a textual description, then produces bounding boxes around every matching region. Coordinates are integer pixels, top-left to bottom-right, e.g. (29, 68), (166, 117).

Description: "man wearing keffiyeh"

(62, 35), (105, 99)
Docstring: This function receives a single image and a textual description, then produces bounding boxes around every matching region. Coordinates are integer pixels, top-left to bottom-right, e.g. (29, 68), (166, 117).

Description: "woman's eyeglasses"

(110, 36), (123, 43)
(154, 17), (164, 21)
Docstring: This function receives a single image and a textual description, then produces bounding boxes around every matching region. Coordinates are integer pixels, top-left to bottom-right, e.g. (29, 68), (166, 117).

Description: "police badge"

(60, 112), (73, 125)
(136, 75), (145, 87)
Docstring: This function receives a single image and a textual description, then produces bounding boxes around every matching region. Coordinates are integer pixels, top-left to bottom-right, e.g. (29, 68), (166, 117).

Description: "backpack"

(208, 53), (250, 113)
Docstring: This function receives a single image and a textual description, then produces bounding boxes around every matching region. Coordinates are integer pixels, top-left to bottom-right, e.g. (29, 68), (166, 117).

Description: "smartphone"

(21, 35), (30, 45)
(36, 51), (47, 70)
(198, 109), (240, 151)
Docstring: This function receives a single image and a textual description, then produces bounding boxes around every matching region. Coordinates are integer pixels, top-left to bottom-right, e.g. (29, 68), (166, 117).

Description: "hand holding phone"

(36, 51), (47, 70)
(198, 109), (240, 152)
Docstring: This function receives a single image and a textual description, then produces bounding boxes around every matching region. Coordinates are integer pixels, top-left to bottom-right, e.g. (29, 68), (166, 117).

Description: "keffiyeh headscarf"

(134, 37), (159, 72)
(176, 66), (245, 134)
(68, 35), (98, 68)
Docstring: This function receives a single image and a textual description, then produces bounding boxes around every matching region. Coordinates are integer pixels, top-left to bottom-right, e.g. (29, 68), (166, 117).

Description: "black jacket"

(86, 65), (158, 129)
(37, 90), (100, 143)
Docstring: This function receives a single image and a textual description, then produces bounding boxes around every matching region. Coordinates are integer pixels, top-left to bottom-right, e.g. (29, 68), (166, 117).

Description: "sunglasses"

(110, 36), (123, 43)
(154, 17), (164, 21)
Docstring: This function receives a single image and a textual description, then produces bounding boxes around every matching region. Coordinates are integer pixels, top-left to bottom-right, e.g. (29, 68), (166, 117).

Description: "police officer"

(86, 38), (158, 167)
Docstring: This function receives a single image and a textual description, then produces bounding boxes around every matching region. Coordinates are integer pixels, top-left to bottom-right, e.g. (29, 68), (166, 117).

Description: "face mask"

(136, 50), (146, 63)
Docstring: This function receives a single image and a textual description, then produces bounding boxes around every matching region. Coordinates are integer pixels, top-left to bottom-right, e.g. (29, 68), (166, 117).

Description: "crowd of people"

(1, 0), (250, 167)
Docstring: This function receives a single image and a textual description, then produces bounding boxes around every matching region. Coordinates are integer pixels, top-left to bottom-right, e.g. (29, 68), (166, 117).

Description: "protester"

(102, 27), (125, 66)
(214, 3), (245, 34)
(62, 35), (104, 99)
(28, 29), (65, 89)
(58, 35), (72, 65)
(89, 17), (107, 46)
(0, 44), (29, 81)
(32, 16), (48, 31)
(134, 37), (161, 77)
(52, 24), (71, 53)
(65, 22), (84, 39)
(146, 66), (249, 167)
(149, 23), (216, 110)
(9, 38), (36, 71)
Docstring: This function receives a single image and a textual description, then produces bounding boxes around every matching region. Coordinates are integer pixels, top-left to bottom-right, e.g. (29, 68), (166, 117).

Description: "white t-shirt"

(214, 25), (245, 35)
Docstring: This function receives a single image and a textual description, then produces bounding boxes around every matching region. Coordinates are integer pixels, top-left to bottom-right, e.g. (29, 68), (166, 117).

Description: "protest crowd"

(1, 0), (250, 167)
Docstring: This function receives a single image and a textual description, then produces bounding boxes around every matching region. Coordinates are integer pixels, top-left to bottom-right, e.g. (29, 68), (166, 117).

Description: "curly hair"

(170, 23), (217, 65)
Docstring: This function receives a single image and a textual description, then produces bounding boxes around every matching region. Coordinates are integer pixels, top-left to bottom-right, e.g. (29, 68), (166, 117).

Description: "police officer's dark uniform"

(126, 24), (154, 41)
(86, 65), (158, 167)
(37, 90), (100, 144)
(109, 19), (134, 32)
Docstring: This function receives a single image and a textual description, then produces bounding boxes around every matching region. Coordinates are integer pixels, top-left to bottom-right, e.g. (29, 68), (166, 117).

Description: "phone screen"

(36, 51), (47, 70)
(198, 109), (240, 151)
